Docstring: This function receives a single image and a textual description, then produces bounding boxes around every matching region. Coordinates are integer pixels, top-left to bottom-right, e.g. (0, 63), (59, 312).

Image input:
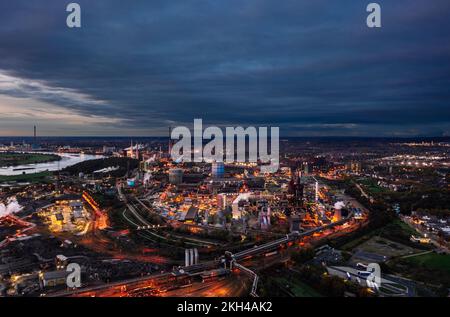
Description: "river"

(0, 152), (104, 176)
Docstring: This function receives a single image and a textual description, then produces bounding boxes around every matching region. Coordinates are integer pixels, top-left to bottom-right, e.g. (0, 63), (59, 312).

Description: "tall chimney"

(315, 181), (319, 202)
(168, 126), (172, 155)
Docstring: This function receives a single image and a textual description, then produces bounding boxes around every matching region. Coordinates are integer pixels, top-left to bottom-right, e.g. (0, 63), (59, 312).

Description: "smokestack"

(33, 125), (37, 144)
(168, 126), (172, 155)
(130, 139), (133, 158)
(185, 249), (189, 267)
(315, 181), (319, 202)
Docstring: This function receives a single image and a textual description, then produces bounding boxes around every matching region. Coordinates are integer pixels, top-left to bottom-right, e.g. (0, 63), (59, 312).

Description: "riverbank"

(0, 171), (53, 184)
(0, 152), (104, 176)
(0, 152), (61, 167)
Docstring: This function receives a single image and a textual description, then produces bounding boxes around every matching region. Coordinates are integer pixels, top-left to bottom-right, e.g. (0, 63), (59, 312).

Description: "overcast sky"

(0, 0), (449, 137)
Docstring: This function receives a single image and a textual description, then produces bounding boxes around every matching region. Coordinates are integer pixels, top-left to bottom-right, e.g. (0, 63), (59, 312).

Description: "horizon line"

(0, 135), (449, 139)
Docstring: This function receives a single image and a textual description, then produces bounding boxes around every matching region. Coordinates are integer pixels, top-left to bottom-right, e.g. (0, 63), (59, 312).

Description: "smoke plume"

(0, 197), (23, 218)
(334, 201), (345, 210)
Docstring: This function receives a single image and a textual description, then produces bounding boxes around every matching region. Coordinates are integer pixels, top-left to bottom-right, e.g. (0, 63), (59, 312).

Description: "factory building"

(259, 206), (271, 230)
(180, 206), (198, 223)
(168, 168), (183, 185)
(290, 214), (301, 232)
(39, 270), (69, 288)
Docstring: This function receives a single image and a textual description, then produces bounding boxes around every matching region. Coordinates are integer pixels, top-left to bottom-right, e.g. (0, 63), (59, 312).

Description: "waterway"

(0, 152), (104, 176)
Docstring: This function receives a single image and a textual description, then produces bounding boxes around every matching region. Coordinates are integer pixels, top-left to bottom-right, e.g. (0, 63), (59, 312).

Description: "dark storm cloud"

(0, 0), (449, 136)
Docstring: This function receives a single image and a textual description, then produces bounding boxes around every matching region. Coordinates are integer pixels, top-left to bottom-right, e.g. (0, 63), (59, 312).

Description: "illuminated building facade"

(211, 161), (225, 178)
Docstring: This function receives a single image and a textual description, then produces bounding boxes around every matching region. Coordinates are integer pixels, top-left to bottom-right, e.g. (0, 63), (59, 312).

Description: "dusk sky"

(0, 0), (449, 137)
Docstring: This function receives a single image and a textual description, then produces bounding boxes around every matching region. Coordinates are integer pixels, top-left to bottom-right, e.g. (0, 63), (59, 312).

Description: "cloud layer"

(0, 0), (449, 136)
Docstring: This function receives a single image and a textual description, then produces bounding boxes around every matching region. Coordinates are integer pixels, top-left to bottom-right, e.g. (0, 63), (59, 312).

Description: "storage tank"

(169, 168), (183, 185)
(211, 161), (225, 178)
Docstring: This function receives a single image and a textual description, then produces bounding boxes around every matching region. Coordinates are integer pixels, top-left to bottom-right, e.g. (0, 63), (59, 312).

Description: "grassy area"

(273, 277), (323, 297)
(394, 220), (419, 235)
(340, 223), (387, 251)
(404, 253), (450, 273)
(357, 178), (389, 194)
(0, 152), (60, 167)
(340, 219), (425, 252)
(356, 236), (421, 258)
(388, 252), (450, 290)
(341, 234), (374, 251)
(0, 171), (53, 183)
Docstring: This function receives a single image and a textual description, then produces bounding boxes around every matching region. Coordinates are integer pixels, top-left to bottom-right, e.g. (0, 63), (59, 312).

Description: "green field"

(357, 178), (389, 194)
(394, 220), (419, 236)
(0, 152), (60, 167)
(340, 219), (422, 251)
(404, 253), (450, 273)
(0, 171), (53, 183)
